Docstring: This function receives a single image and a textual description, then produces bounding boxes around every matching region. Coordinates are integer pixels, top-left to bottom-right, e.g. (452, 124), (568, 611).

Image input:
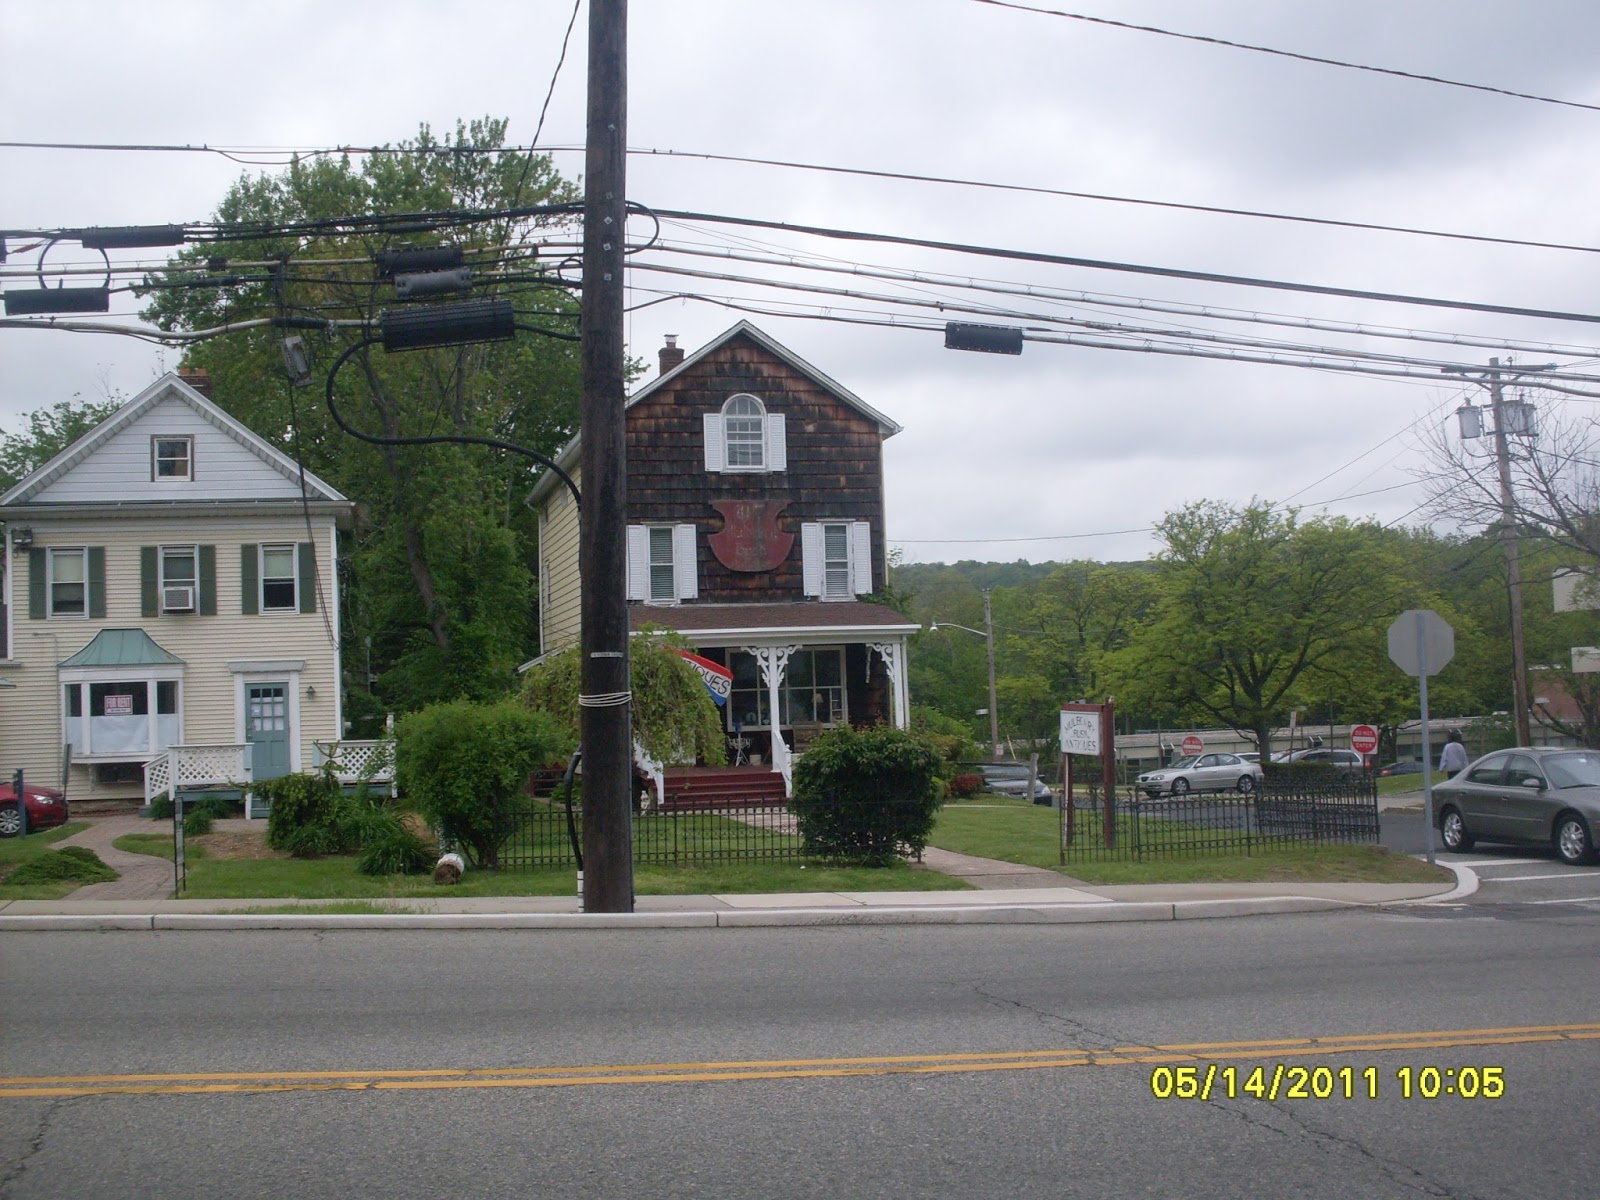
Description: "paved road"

(1382, 804), (1600, 912)
(4, 910), (1599, 1198)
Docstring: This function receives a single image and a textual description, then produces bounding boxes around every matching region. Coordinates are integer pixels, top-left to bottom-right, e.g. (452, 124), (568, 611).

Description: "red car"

(0, 782), (69, 837)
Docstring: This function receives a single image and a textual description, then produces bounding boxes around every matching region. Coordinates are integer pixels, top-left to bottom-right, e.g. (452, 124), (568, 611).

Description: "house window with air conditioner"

(160, 546), (198, 614)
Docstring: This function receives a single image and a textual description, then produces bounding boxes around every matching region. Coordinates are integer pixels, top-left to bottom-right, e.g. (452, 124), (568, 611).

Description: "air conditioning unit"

(163, 585), (196, 613)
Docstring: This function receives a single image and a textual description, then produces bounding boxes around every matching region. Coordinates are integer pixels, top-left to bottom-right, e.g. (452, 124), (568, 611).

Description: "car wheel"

(0, 803), (20, 838)
(1235, 775), (1255, 795)
(1553, 812), (1598, 866)
(1171, 777), (1190, 796)
(1439, 805), (1474, 853)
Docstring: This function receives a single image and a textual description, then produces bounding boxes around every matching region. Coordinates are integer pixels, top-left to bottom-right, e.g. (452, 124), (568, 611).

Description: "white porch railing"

(144, 744), (253, 806)
(312, 739), (396, 785)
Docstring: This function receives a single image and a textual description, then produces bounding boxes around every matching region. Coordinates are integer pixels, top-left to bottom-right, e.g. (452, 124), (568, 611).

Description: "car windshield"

(1540, 752), (1600, 789)
(1166, 756), (1201, 770)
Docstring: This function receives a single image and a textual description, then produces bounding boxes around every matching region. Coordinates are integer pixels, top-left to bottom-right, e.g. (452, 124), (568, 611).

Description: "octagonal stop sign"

(1387, 609), (1454, 678)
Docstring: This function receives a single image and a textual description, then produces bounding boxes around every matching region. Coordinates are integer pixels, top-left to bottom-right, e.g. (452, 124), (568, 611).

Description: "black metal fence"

(494, 796), (806, 870)
(1059, 775), (1379, 864)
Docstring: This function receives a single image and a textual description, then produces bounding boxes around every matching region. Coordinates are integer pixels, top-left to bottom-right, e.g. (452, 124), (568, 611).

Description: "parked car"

(1376, 759), (1425, 778)
(0, 782), (70, 837)
(978, 763), (1054, 806)
(1236, 751), (1261, 764)
(1281, 748), (1367, 775)
(1434, 747), (1600, 865)
(1137, 753), (1263, 799)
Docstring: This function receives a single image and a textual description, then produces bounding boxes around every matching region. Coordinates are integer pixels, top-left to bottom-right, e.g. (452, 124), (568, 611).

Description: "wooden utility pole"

(983, 589), (1000, 760)
(579, 0), (633, 911)
(1487, 358), (1532, 748)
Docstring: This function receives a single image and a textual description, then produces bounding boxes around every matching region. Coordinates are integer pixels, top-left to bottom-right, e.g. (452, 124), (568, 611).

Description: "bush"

(7, 846), (118, 885)
(396, 699), (564, 869)
(949, 772), (984, 799)
(147, 796), (174, 820)
(261, 770), (362, 856)
(791, 725), (945, 866)
(182, 809), (214, 836)
(356, 811), (432, 876)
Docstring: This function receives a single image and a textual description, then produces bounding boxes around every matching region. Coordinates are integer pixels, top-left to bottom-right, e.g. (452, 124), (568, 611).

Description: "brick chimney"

(658, 334), (684, 376)
(178, 367), (213, 398)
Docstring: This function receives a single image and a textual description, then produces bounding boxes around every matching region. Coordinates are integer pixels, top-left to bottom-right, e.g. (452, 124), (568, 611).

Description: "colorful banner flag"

(671, 648), (734, 707)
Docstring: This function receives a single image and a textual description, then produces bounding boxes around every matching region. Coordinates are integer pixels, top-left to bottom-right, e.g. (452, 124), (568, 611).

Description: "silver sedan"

(1434, 746), (1600, 865)
(1137, 753), (1263, 799)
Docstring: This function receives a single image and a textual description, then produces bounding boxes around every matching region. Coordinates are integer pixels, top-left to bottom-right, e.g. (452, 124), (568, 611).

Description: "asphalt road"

(5, 908), (1600, 1199)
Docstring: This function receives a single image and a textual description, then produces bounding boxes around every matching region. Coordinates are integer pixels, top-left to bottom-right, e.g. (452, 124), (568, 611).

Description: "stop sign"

(1181, 734), (1204, 756)
(1350, 724), (1379, 755)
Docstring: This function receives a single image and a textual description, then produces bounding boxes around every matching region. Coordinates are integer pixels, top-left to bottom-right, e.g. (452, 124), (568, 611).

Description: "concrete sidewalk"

(0, 805), (1470, 931)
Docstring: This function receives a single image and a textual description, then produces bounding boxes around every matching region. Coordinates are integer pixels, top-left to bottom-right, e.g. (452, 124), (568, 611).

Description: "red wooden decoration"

(708, 499), (794, 573)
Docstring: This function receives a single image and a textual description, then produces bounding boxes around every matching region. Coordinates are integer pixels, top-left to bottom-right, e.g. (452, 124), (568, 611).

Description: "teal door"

(246, 683), (291, 780)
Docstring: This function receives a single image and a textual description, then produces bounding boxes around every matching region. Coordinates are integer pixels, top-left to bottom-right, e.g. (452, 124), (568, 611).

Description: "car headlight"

(32, 794), (56, 806)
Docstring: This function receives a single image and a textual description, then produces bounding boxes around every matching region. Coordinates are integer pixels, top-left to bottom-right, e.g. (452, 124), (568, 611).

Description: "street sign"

(1387, 609), (1454, 678)
(1350, 724), (1379, 755)
(1180, 734), (1204, 756)
(1060, 709), (1101, 755)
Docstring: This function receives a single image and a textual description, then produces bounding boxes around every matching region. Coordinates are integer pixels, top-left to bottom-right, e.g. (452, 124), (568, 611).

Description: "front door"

(245, 683), (291, 781)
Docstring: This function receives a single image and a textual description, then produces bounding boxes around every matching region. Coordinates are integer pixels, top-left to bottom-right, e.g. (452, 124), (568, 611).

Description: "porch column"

(869, 640), (910, 729)
(745, 645), (795, 793)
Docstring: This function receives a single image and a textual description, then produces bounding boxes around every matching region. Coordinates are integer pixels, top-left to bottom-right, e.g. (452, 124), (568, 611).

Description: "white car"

(1137, 753), (1263, 798)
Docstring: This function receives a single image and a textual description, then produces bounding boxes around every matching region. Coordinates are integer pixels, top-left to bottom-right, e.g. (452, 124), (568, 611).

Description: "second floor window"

(648, 526), (676, 602)
(261, 545), (298, 611)
(823, 524), (851, 599)
(50, 548), (88, 617)
(153, 436), (193, 481)
(626, 524), (698, 603)
(160, 546), (197, 613)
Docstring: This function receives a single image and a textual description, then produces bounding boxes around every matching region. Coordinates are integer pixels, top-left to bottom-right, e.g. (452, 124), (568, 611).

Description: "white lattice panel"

(314, 740), (396, 783)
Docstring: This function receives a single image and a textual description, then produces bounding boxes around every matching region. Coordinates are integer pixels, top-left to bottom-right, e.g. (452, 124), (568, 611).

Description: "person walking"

(1439, 731), (1469, 778)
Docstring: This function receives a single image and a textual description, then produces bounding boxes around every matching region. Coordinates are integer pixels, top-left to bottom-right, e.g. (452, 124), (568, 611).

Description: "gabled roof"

(527, 321), (900, 505)
(0, 372), (349, 507)
(59, 629), (185, 669)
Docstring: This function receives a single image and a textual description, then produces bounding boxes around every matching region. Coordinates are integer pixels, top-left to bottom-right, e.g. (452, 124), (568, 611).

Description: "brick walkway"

(56, 815), (176, 900)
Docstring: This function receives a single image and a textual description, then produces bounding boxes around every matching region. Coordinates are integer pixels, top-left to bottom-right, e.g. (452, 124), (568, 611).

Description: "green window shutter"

(88, 547), (106, 619)
(198, 545), (217, 616)
(297, 542), (317, 613)
(140, 547), (159, 618)
(240, 544), (258, 615)
(28, 548), (45, 620)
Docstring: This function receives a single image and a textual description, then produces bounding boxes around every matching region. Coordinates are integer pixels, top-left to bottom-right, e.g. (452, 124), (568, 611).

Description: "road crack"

(0, 1097), (72, 1198)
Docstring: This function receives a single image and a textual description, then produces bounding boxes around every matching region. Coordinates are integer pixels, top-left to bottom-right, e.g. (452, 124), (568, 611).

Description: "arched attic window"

(703, 393), (786, 473)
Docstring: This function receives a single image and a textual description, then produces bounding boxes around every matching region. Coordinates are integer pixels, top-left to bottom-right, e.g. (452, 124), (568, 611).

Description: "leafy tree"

(1, 397), (123, 491)
(141, 118), (583, 713)
(520, 627), (728, 769)
(1023, 561), (1158, 701)
(1102, 501), (1429, 757)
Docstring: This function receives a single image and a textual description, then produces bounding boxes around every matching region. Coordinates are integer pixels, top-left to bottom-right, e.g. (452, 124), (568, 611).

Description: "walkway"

(55, 815), (175, 901)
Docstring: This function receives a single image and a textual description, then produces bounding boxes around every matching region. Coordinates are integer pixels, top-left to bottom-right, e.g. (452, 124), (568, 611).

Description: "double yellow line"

(4, 1023), (1597, 1099)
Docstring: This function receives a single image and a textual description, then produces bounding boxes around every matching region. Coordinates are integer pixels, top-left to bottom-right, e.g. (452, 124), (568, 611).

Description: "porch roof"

(630, 601), (919, 642)
(59, 628), (186, 668)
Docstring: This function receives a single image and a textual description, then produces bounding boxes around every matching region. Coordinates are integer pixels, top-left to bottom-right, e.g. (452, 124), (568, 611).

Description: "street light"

(929, 589), (1002, 760)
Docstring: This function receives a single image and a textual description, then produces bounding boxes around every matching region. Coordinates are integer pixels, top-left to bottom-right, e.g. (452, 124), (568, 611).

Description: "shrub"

(949, 772), (984, 799)
(262, 770), (359, 856)
(396, 699), (564, 869)
(7, 846), (117, 885)
(147, 796), (174, 820)
(356, 811), (432, 876)
(791, 725), (945, 866)
(182, 809), (214, 836)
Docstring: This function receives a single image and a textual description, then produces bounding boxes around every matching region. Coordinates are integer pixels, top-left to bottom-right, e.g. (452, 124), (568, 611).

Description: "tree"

(1102, 501), (1428, 756)
(141, 118), (583, 713)
(1022, 561), (1159, 700)
(1, 397), (123, 491)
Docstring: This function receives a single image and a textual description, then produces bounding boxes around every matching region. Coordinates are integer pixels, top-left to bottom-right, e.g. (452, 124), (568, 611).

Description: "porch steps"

(660, 767), (786, 812)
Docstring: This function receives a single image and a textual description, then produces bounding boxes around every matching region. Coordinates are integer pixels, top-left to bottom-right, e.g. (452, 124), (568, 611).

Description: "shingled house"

(527, 322), (916, 797)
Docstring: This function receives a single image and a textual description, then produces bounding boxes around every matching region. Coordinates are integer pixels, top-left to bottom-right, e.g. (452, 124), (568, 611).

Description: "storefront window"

(727, 649), (845, 731)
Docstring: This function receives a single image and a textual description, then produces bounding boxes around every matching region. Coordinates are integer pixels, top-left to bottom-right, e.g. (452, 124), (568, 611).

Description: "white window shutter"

(625, 525), (649, 601)
(703, 413), (725, 472)
(851, 521), (873, 594)
(801, 523), (824, 597)
(767, 413), (787, 472)
(673, 523), (698, 599)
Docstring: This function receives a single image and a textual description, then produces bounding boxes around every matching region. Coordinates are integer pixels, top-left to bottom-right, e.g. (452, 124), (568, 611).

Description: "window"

(49, 548), (88, 617)
(801, 521), (873, 600)
(152, 436), (193, 481)
(703, 393), (786, 474)
(260, 545), (297, 611)
(62, 677), (181, 759)
(728, 648), (846, 730)
(626, 524), (697, 603)
(160, 546), (197, 613)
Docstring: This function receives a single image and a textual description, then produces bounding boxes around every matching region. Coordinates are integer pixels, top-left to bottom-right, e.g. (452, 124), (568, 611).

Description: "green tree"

(1102, 501), (1428, 756)
(141, 118), (583, 713)
(1, 397), (123, 491)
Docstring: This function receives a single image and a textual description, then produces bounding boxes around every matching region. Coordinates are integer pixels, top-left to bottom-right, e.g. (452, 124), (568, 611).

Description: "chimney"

(178, 367), (213, 398)
(658, 334), (684, 376)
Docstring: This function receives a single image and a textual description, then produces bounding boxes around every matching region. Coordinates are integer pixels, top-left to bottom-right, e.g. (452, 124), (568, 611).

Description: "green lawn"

(933, 795), (1451, 887)
(0, 823), (96, 900)
(113, 833), (174, 858)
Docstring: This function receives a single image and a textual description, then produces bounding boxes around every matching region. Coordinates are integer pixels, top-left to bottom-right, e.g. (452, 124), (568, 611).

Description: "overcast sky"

(5, 0), (1600, 564)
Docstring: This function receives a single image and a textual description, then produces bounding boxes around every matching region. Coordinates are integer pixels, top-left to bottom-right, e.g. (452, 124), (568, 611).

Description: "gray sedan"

(1137, 753), (1263, 799)
(1434, 746), (1600, 865)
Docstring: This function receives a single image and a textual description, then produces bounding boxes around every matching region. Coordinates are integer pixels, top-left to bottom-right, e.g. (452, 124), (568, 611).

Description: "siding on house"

(537, 464), (584, 655)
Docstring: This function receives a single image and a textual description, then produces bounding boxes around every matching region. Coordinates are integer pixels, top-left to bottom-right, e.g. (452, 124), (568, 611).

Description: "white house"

(0, 370), (356, 803)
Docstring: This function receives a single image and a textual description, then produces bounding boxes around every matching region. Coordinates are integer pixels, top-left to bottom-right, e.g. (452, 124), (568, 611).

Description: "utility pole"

(578, 0), (632, 911)
(984, 589), (1000, 760)
(1487, 358), (1532, 748)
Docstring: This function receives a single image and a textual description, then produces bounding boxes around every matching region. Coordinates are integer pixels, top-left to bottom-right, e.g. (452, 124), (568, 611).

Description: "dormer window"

(153, 436), (193, 481)
(703, 393), (786, 474)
